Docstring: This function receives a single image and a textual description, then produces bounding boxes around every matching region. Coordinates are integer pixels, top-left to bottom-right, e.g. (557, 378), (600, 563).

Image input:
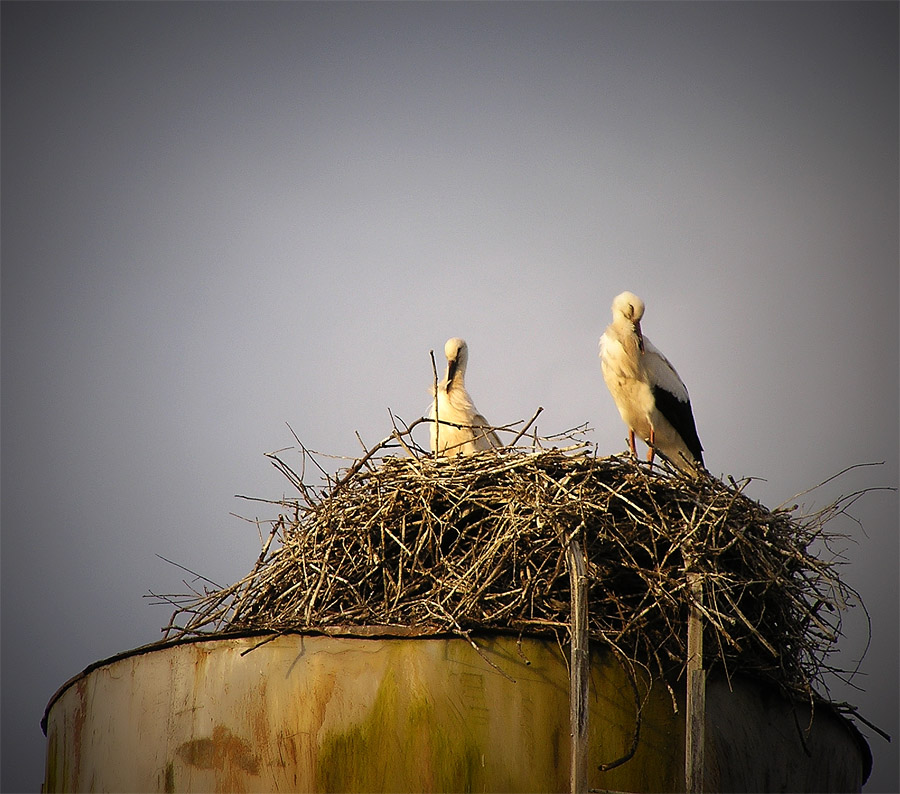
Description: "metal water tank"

(42, 630), (869, 792)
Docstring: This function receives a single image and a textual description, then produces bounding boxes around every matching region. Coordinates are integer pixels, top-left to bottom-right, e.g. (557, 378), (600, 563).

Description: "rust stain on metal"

(69, 675), (89, 789)
(43, 727), (58, 792)
(176, 725), (259, 774)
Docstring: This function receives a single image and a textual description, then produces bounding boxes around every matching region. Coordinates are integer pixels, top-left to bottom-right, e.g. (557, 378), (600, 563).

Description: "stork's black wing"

(651, 385), (704, 465)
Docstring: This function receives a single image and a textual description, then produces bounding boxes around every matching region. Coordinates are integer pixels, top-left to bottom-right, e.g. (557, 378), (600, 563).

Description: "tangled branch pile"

(155, 429), (862, 704)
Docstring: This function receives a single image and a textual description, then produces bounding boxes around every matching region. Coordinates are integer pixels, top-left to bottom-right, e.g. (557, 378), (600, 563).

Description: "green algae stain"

(317, 667), (482, 793)
(164, 761), (175, 793)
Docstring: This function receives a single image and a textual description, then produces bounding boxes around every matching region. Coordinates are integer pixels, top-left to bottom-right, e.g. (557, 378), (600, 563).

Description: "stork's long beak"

(634, 321), (645, 353)
(446, 356), (458, 384)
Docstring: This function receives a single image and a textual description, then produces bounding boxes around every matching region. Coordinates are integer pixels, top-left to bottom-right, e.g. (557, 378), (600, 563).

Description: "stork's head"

(611, 291), (645, 352)
(444, 337), (468, 383)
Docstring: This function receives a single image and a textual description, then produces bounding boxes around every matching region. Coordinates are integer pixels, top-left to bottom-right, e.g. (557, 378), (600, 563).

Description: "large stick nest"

(155, 427), (865, 706)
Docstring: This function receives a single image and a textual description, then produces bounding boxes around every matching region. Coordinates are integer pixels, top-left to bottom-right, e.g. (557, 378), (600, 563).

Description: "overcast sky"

(2, 2), (897, 791)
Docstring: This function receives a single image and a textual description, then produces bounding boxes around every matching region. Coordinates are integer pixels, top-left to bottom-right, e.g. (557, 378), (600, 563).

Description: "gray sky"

(2, 2), (897, 791)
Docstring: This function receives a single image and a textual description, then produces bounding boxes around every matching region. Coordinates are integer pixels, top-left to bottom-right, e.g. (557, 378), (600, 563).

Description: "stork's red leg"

(628, 429), (637, 458)
(647, 427), (656, 467)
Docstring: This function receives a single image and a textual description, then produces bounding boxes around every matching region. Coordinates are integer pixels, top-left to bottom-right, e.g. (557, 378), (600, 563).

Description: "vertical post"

(685, 570), (706, 793)
(567, 535), (589, 794)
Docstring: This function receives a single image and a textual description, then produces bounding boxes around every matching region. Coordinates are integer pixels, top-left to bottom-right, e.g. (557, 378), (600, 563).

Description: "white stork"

(599, 291), (704, 475)
(429, 337), (502, 456)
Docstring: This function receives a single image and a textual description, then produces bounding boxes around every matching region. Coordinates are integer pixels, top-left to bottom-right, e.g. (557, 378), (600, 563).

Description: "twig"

(431, 349), (440, 459)
(156, 554), (222, 590)
(508, 406), (544, 447)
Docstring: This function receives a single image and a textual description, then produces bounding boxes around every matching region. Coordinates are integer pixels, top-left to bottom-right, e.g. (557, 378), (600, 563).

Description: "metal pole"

(567, 535), (589, 794)
(685, 570), (706, 793)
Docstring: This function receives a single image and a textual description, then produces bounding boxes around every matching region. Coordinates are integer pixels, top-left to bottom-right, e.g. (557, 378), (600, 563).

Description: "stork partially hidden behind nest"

(599, 291), (704, 476)
(430, 337), (502, 456)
